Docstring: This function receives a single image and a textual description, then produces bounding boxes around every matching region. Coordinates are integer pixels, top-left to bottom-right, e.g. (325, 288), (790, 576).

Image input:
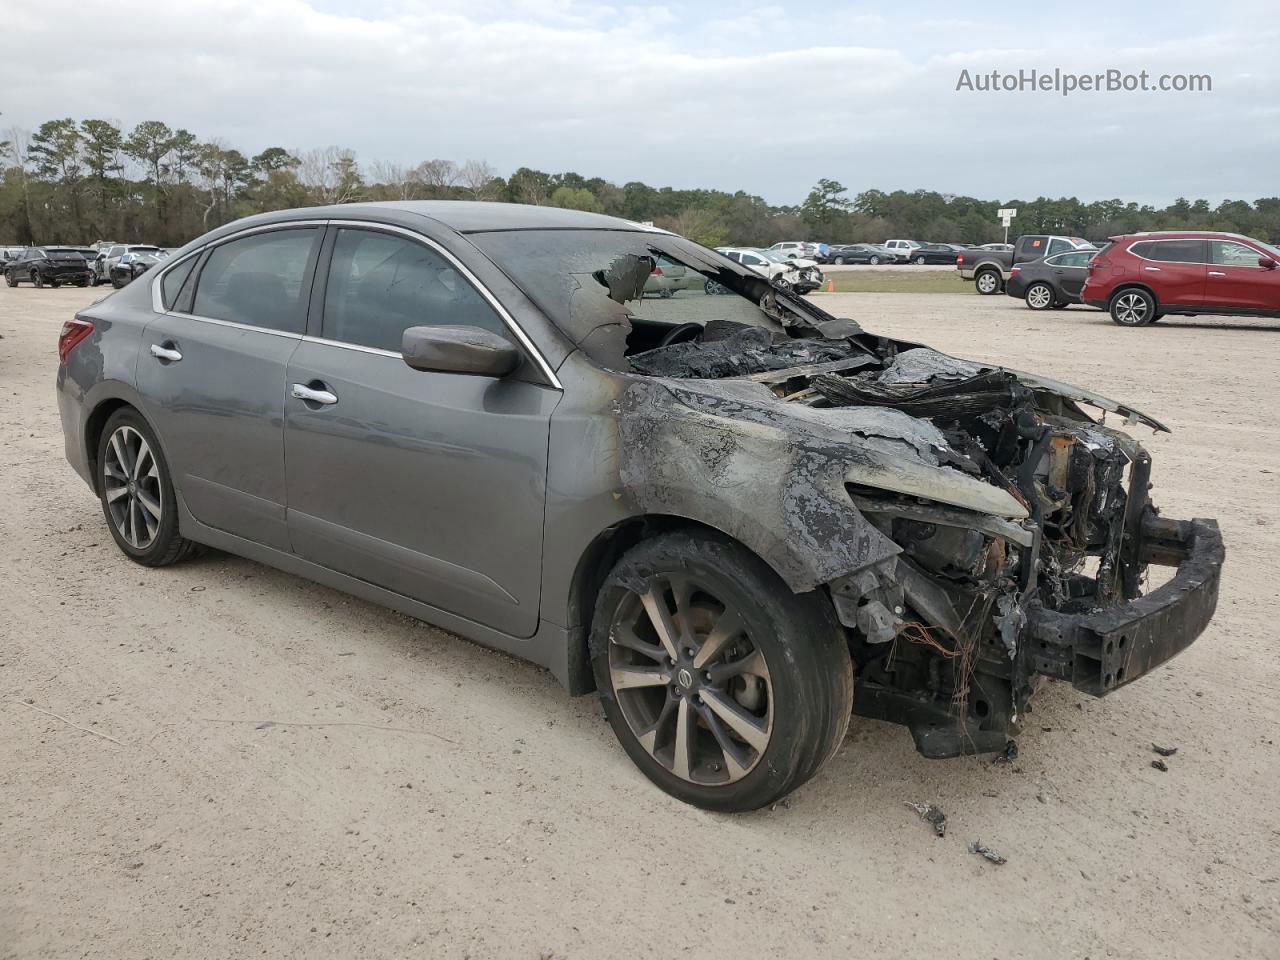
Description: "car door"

(739, 252), (769, 276)
(1133, 239), (1207, 307)
(1049, 251), (1091, 298)
(136, 225), (322, 552)
(282, 225), (557, 638)
(1204, 239), (1279, 310)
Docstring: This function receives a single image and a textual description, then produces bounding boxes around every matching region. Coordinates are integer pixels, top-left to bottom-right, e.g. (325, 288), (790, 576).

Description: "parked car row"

(2, 243), (168, 289)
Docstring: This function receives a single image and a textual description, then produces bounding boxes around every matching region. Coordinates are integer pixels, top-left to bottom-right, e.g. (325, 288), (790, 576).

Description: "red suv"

(1081, 231), (1280, 326)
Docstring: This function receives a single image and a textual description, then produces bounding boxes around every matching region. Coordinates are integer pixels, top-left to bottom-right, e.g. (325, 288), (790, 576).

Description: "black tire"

(869, 255), (881, 265)
(833, 256), (845, 265)
(3, 270), (16, 287)
(76, 279), (89, 287)
(1024, 282), (1055, 310)
(975, 269), (1002, 295)
(590, 529), (854, 812)
(32, 271), (43, 288)
(1109, 288), (1156, 327)
(96, 408), (197, 567)
(914, 255), (926, 265)
(111, 274), (125, 289)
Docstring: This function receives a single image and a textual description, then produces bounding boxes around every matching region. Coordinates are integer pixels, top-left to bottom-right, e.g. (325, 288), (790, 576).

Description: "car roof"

(1114, 230), (1252, 241)
(254, 200), (662, 234)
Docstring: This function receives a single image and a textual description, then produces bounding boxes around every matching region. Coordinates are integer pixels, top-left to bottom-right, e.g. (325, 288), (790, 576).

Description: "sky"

(1, 0), (1276, 207)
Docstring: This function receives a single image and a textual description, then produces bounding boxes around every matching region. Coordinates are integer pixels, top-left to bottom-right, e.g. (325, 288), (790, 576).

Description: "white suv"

(882, 239), (921, 263)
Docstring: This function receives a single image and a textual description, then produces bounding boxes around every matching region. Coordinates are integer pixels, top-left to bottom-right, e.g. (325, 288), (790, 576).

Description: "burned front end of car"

(468, 226), (1224, 759)
(620, 327), (1223, 759)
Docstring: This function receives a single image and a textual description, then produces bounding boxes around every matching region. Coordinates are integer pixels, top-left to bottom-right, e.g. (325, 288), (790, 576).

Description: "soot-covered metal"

(612, 289), (1220, 757)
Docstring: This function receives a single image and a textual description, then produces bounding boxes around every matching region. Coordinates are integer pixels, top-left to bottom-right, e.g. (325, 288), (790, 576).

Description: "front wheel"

(869, 255), (880, 265)
(975, 270), (1001, 295)
(32, 271), (43, 288)
(1024, 282), (1055, 310)
(111, 274), (125, 289)
(1110, 288), (1156, 326)
(833, 257), (845, 265)
(3, 270), (16, 287)
(591, 530), (854, 812)
(97, 408), (197, 567)
(914, 256), (926, 265)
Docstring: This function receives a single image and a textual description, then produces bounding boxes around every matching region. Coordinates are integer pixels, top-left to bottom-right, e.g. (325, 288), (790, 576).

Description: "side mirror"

(401, 325), (520, 377)
(1259, 256), (1276, 270)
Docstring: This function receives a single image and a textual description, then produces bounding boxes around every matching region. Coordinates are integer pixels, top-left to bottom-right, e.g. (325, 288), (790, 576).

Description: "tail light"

(1009, 266), (1021, 276)
(956, 254), (965, 264)
(58, 317), (94, 364)
(650, 266), (664, 275)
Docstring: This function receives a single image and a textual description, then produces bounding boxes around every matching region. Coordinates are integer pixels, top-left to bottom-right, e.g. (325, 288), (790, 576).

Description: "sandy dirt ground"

(2, 283), (1278, 960)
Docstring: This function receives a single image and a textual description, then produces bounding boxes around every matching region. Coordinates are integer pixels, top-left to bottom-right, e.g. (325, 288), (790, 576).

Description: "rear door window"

(192, 228), (320, 334)
(320, 228), (505, 353)
(1141, 239), (1207, 263)
(161, 257), (198, 310)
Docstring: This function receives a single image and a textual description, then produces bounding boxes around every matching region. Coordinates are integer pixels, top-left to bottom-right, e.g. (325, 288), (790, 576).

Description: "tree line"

(3, 119), (1278, 250)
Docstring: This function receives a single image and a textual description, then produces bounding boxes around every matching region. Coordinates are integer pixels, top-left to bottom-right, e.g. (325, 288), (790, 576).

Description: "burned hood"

(880, 348), (1168, 434)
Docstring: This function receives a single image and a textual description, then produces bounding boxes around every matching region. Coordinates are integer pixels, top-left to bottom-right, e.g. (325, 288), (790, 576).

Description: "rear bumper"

(1025, 514), (1224, 696)
(1083, 297), (1108, 310)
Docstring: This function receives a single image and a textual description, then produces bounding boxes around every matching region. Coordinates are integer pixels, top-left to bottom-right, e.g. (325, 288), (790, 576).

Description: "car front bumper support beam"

(1025, 513), (1224, 697)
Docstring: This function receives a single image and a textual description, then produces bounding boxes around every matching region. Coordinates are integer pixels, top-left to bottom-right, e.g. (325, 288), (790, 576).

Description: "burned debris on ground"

(904, 801), (948, 837)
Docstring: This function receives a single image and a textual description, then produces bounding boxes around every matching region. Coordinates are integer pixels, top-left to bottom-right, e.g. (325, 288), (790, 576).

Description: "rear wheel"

(96, 408), (196, 567)
(833, 256), (845, 265)
(32, 271), (43, 288)
(869, 255), (881, 265)
(1025, 282), (1054, 310)
(591, 530), (854, 812)
(1110, 288), (1156, 327)
(914, 255), (926, 265)
(111, 274), (125, 289)
(975, 269), (1001, 295)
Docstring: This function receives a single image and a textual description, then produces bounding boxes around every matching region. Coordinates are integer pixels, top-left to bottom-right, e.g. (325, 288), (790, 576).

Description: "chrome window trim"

(300, 335), (399, 358)
(161, 310), (304, 340)
(150, 217), (563, 390)
(1122, 237), (1257, 268)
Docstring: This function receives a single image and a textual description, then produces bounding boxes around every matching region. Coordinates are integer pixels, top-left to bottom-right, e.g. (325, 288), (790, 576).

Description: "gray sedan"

(55, 202), (1223, 811)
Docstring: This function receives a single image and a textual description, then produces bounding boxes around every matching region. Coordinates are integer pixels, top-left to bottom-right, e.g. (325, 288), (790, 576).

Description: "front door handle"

(1208, 271), (1227, 277)
(149, 343), (182, 362)
(1143, 266), (1162, 272)
(291, 382), (338, 405)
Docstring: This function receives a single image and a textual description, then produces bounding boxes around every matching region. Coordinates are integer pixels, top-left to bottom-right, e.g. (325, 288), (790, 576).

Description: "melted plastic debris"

(878, 348), (984, 385)
(628, 326), (858, 379)
(969, 840), (1007, 865)
(904, 801), (948, 837)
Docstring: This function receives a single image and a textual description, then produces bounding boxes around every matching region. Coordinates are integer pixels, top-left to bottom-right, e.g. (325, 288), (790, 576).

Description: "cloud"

(1, 0), (1275, 205)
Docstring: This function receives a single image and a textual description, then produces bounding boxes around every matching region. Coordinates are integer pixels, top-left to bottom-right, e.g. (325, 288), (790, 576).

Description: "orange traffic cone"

(823, 278), (834, 292)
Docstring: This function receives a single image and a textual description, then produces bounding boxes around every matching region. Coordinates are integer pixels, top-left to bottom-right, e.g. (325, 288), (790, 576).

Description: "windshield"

(46, 250), (85, 260)
(469, 228), (842, 368)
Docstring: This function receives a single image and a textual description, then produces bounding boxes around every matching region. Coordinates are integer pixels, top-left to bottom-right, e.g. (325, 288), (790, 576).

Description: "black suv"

(3, 247), (93, 288)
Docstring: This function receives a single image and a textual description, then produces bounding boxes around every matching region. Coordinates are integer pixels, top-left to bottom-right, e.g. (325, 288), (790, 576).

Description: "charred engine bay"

(623, 322), (1151, 756)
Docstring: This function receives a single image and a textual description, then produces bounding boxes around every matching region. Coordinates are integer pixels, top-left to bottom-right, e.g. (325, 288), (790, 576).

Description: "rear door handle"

(1208, 271), (1226, 277)
(149, 343), (182, 362)
(1143, 266), (1162, 272)
(291, 383), (338, 405)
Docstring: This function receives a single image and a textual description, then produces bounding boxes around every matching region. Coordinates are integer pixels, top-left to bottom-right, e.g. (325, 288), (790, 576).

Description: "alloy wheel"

(1113, 292), (1150, 325)
(976, 271), (998, 293)
(608, 575), (774, 786)
(103, 425), (163, 549)
(1026, 284), (1053, 309)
